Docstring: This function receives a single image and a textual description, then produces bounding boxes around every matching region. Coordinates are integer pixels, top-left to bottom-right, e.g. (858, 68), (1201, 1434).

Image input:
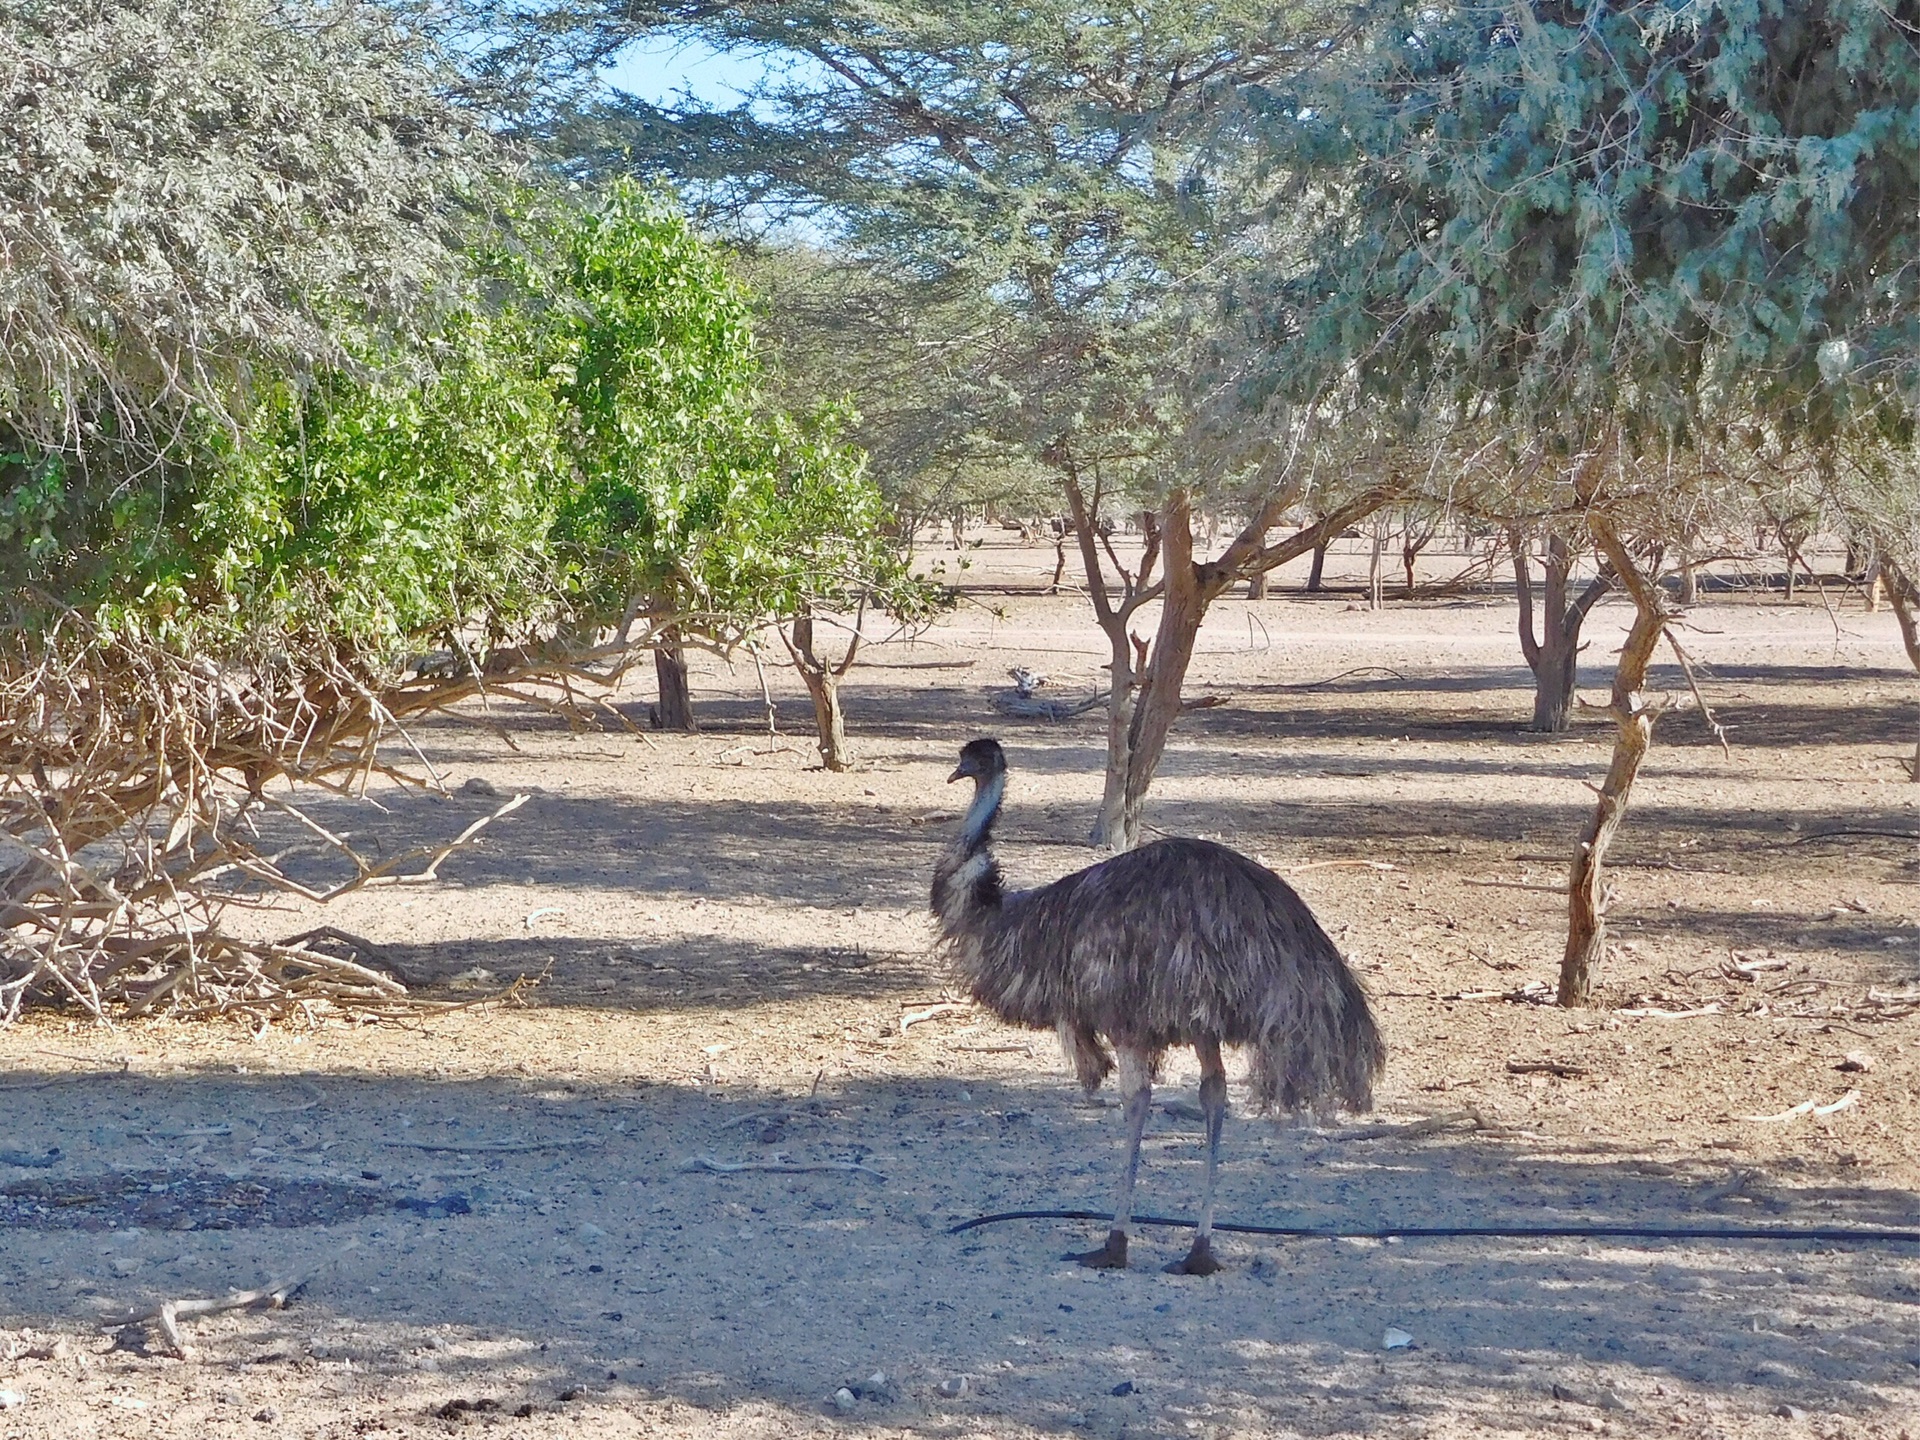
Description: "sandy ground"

(5, 536), (1920, 1439)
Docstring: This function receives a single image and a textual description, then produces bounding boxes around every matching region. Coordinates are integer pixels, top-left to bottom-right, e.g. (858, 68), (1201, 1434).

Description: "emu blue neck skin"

(960, 770), (1005, 848)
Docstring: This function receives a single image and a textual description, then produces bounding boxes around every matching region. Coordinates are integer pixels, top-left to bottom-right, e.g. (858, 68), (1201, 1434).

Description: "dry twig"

(102, 1272), (309, 1359)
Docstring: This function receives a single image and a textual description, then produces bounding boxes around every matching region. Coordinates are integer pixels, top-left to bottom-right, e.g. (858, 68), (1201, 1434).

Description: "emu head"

(949, 736), (1006, 785)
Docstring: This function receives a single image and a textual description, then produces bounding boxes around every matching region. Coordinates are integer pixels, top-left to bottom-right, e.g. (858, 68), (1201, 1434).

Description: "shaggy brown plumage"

(931, 736), (1385, 1273)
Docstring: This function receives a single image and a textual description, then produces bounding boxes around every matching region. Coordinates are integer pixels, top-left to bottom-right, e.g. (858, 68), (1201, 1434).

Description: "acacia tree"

(0, 0), (486, 466)
(1274, 0), (1920, 1003)
(733, 246), (1060, 547)
(506, 0), (1392, 847)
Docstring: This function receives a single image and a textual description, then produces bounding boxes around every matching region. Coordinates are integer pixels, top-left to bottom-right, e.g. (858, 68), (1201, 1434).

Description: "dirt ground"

(6, 536), (1920, 1440)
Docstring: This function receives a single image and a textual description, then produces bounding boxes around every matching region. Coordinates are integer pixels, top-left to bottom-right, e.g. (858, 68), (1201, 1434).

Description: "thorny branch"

(0, 617), (630, 1026)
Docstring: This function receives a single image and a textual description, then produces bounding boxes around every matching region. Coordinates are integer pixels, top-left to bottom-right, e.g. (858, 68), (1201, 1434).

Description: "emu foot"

(1164, 1236), (1223, 1276)
(1066, 1229), (1128, 1269)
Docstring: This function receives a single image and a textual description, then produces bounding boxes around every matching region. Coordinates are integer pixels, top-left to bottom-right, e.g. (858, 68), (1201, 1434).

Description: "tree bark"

(1879, 562), (1920, 781)
(1307, 539), (1327, 592)
(1065, 474), (1154, 848)
(1513, 532), (1611, 734)
(1676, 544), (1699, 604)
(653, 634), (695, 731)
(1115, 492), (1211, 848)
(1559, 512), (1670, 1007)
(785, 608), (859, 771)
(1080, 484), (1390, 850)
(1366, 521), (1386, 610)
(1244, 567), (1268, 600)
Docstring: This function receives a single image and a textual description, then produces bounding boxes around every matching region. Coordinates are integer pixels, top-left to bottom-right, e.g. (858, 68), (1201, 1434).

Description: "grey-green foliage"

(508, 1), (1357, 512)
(730, 243), (1057, 530)
(0, 0), (490, 457)
(1267, 0), (1920, 455)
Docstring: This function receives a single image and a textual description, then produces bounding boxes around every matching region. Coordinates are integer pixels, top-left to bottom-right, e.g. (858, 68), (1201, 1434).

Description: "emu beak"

(947, 764), (968, 783)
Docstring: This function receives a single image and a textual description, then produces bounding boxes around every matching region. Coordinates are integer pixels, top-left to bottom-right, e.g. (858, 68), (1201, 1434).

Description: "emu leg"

(1069, 1048), (1152, 1269)
(1166, 1037), (1227, 1275)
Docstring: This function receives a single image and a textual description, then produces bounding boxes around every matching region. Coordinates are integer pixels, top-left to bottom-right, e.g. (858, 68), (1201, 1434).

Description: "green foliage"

(1, 306), (568, 653)
(1270, 0), (1920, 453)
(0, 180), (904, 663)
(193, 314), (570, 651)
(528, 181), (911, 635)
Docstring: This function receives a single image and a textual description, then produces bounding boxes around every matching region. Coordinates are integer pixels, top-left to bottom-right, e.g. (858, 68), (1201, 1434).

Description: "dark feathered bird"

(931, 737), (1385, 1274)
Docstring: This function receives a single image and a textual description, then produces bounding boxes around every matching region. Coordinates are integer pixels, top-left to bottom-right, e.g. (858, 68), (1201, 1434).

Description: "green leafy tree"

(527, 181), (901, 735)
(1272, 0), (1920, 1002)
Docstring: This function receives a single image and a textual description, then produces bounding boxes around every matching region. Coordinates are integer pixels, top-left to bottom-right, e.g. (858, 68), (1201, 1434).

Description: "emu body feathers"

(936, 834), (1382, 1114)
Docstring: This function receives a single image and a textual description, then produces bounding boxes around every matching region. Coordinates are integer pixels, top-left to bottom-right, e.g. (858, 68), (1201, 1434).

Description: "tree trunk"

(1367, 523), (1386, 609)
(1065, 463), (1391, 851)
(1110, 491), (1388, 850)
(653, 636), (695, 731)
(1676, 546), (1698, 604)
(1307, 539), (1327, 592)
(1114, 494), (1212, 849)
(1514, 533), (1610, 734)
(1560, 513), (1669, 1007)
(1062, 469), (1146, 850)
(799, 666), (850, 771)
(786, 609), (859, 772)
(1244, 567), (1268, 600)
(1880, 564), (1920, 781)
(1530, 627), (1580, 733)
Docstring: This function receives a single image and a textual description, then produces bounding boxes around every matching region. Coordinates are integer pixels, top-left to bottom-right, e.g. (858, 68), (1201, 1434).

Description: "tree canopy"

(1269, 0), (1920, 453)
(0, 0), (490, 461)
(2, 178), (895, 667)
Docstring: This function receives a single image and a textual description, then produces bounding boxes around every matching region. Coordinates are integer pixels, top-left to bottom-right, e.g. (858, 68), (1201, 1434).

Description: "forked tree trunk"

(1560, 513), (1670, 1006)
(1064, 478), (1154, 848)
(785, 608), (860, 772)
(1066, 472), (1390, 851)
(653, 634), (695, 731)
(1676, 545), (1699, 604)
(797, 664), (849, 771)
(1513, 532), (1612, 733)
(1112, 494), (1213, 848)
(1401, 518), (1436, 599)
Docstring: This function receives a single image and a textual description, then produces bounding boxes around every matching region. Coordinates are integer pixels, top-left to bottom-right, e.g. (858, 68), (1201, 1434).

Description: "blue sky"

(600, 33), (806, 111)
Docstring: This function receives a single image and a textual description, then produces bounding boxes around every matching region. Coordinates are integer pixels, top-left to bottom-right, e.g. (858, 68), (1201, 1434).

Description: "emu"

(931, 737), (1385, 1274)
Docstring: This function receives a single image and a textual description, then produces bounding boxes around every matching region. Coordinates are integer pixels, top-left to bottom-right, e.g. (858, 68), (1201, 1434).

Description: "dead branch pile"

(0, 617), (629, 1026)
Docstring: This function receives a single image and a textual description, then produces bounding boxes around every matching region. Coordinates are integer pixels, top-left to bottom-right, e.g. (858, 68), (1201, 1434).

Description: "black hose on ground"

(947, 1208), (1920, 1245)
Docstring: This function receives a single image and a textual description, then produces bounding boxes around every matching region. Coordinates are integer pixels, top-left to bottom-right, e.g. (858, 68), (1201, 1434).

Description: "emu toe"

(1164, 1237), (1223, 1276)
(1066, 1229), (1129, 1269)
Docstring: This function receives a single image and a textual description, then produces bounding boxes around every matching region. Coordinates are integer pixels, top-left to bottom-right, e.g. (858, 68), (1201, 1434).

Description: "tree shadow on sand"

(2, 1068), (1917, 1434)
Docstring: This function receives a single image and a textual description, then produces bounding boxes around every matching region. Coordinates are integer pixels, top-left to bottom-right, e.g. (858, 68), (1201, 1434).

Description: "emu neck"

(960, 770), (1005, 851)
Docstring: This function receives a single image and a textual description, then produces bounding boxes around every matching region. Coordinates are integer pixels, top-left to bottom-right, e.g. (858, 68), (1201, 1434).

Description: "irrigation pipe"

(948, 1209), (1920, 1246)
